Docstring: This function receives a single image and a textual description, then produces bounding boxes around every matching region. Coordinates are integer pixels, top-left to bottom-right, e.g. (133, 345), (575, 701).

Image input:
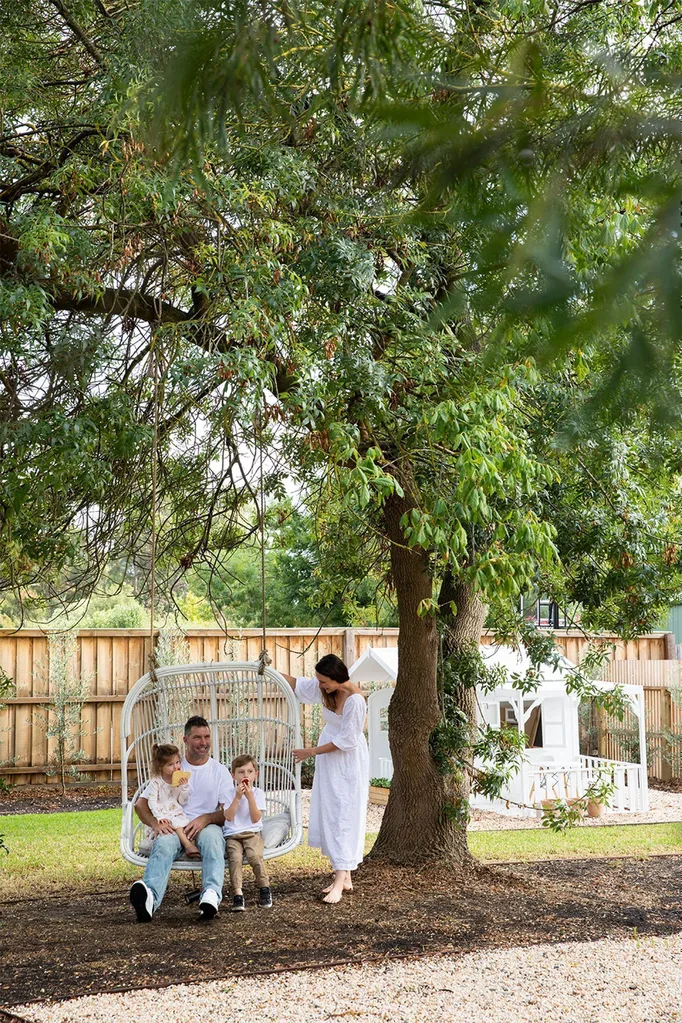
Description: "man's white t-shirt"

(142, 756), (233, 822)
(223, 785), (266, 836)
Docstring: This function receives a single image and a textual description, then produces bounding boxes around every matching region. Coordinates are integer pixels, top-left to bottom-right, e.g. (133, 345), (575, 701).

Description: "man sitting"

(129, 715), (233, 921)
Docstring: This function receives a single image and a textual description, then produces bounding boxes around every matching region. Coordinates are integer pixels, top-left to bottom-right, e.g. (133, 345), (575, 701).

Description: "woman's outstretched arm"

(292, 741), (339, 763)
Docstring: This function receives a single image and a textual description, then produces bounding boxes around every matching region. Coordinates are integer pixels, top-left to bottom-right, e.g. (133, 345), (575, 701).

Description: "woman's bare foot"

(322, 883), (345, 904)
(322, 870), (352, 900)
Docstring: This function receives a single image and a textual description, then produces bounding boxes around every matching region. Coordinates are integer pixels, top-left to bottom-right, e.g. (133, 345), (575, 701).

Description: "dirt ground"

(2, 778), (680, 816)
(0, 784), (123, 816)
(1, 855), (681, 1008)
(2, 785), (682, 1011)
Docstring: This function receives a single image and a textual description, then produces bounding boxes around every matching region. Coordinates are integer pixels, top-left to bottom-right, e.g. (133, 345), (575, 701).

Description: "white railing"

(528, 755), (648, 813)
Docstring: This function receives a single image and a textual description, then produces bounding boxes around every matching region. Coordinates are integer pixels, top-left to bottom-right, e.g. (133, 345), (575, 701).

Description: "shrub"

(370, 777), (391, 789)
(83, 599), (146, 629)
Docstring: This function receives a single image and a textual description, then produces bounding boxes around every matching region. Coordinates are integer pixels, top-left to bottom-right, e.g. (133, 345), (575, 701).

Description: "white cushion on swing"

(137, 833), (154, 857)
(261, 812), (291, 850)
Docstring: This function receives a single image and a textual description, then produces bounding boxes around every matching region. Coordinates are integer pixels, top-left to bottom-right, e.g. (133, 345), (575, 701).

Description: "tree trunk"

(438, 573), (488, 822)
(370, 496), (472, 866)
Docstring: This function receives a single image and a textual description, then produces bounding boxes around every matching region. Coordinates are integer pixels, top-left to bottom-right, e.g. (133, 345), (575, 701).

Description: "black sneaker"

(230, 894), (245, 912)
(258, 886), (273, 909)
(129, 880), (154, 923)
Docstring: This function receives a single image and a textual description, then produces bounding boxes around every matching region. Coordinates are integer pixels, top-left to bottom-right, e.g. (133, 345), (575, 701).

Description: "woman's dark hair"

(315, 654), (349, 683)
(315, 654), (350, 710)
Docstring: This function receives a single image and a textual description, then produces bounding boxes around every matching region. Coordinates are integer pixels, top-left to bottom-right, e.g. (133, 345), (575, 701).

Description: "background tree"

(38, 632), (91, 795)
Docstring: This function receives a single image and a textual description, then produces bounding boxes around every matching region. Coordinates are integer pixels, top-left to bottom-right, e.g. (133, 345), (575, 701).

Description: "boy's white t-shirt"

(223, 785), (266, 836)
(142, 756), (233, 821)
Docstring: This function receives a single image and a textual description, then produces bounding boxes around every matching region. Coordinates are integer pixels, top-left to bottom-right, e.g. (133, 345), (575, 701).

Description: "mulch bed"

(1, 855), (681, 1008)
(0, 782), (316, 816)
(650, 778), (682, 792)
(0, 785), (123, 816)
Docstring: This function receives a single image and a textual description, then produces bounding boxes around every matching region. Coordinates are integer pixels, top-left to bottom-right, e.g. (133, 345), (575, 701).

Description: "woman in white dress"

(283, 654), (369, 904)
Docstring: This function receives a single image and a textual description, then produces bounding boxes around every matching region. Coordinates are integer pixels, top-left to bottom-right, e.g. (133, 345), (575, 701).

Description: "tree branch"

(0, 129), (100, 204)
(49, 285), (298, 395)
(48, 0), (104, 65)
(51, 285), (193, 324)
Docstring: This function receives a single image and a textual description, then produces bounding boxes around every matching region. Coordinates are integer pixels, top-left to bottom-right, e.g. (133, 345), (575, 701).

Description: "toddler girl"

(145, 743), (200, 858)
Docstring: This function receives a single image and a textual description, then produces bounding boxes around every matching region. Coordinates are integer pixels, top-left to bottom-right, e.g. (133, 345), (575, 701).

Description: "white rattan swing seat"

(120, 661), (303, 869)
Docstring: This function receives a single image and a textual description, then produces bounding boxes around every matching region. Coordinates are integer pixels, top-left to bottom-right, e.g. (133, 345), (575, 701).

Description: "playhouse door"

(368, 688), (393, 780)
(541, 697), (566, 750)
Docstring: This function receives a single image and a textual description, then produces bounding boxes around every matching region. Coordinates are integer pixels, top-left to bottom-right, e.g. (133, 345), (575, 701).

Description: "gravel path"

(16, 932), (682, 1023)
(471, 785), (682, 830)
(340, 787), (682, 833)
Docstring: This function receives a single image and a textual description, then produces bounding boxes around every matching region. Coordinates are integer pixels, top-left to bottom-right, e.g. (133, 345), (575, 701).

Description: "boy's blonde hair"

(231, 753), (258, 773)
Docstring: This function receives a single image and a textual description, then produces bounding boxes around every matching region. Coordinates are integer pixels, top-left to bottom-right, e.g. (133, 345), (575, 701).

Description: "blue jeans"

(142, 824), (225, 911)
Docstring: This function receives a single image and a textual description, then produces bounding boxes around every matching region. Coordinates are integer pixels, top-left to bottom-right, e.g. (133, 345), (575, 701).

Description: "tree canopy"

(2, 0), (682, 862)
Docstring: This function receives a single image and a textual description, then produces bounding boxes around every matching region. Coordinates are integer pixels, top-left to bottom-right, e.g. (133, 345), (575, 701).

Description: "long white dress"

(295, 677), (369, 871)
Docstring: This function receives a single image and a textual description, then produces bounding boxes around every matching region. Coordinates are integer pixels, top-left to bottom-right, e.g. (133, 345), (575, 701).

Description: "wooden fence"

(0, 628), (399, 785)
(0, 627), (676, 786)
(595, 660), (682, 781)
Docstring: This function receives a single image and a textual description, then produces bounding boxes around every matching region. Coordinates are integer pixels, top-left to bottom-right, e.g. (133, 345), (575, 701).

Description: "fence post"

(664, 631), (676, 660)
(343, 629), (356, 667)
(662, 685), (673, 783)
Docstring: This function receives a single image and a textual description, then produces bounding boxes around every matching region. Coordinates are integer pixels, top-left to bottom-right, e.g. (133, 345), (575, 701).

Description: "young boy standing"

(223, 753), (273, 911)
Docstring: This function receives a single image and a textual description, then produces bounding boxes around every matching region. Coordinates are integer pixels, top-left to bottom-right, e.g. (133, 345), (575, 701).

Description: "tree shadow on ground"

(1, 856), (681, 1007)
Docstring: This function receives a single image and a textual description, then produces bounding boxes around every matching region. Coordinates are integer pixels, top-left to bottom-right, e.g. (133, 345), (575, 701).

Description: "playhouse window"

(500, 701), (518, 727)
(499, 700), (544, 747)
(524, 701), (543, 747)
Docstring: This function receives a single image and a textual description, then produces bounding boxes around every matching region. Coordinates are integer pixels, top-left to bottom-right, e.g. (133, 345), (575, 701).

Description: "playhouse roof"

(349, 645), (398, 683)
(348, 643), (644, 702)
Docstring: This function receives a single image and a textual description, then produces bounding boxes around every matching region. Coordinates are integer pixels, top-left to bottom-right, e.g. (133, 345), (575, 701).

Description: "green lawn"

(469, 822), (682, 862)
(1, 810), (681, 899)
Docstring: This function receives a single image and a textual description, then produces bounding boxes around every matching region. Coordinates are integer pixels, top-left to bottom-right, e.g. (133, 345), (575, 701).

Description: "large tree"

(2, 0), (682, 864)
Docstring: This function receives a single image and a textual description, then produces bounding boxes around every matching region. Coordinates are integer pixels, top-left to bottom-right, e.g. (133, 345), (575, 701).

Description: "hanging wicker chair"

(120, 661), (303, 869)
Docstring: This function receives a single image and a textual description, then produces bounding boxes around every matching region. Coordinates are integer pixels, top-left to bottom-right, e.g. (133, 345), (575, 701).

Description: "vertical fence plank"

(0, 635), (15, 772)
(93, 636), (110, 780)
(30, 635), (48, 781)
(110, 636), (129, 775)
(128, 636), (144, 689)
(80, 636), (97, 772)
(14, 636), (33, 782)
(272, 632), (289, 676)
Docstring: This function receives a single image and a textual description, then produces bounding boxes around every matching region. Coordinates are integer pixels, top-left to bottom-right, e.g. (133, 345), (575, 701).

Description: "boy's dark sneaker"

(230, 894), (245, 912)
(258, 886), (273, 908)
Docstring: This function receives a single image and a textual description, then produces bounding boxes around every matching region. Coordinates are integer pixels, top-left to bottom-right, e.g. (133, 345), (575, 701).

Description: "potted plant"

(586, 797), (606, 818)
(369, 777), (391, 806)
(585, 775), (614, 818)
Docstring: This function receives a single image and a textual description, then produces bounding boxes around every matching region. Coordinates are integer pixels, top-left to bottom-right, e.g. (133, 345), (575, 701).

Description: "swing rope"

(149, 338), (160, 681)
(257, 410), (271, 676)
